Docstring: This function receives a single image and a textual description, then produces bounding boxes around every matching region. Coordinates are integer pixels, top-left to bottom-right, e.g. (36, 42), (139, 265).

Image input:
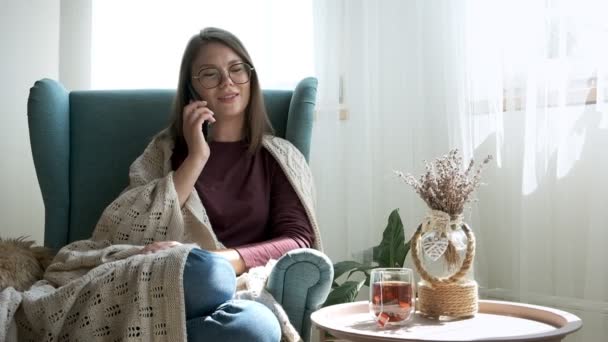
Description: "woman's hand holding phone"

(182, 100), (216, 163)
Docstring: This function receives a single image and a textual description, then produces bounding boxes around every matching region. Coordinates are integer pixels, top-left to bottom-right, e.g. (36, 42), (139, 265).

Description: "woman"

(12, 27), (321, 342)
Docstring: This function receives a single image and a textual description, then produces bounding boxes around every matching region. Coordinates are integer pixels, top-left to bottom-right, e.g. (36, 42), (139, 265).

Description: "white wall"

(60, 0), (91, 90)
(0, 0), (60, 244)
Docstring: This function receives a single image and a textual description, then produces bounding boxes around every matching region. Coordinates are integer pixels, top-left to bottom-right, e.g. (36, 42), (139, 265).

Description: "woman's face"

(191, 42), (251, 121)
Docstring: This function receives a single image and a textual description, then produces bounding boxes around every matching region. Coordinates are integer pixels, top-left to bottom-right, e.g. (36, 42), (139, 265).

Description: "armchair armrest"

(267, 248), (333, 342)
(27, 78), (70, 250)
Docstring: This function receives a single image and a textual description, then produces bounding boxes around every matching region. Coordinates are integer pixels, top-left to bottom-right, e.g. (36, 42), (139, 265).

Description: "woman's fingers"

(193, 111), (216, 127)
(185, 100), (207, 115)
(188, 108), (214, 123)
(140, 241), (183, 254)
(187, 109), (215, 130)
(183, 101), (207, 123)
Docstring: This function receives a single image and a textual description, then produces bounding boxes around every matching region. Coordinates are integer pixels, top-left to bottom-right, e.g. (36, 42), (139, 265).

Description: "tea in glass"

(369, 268), (415, 326)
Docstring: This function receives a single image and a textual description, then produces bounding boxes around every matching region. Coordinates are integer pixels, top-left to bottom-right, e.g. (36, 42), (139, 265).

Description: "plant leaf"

(364, 273), (371, 287)
(332, 260), (366, 282)
(346, 265), (375, 280)
(372, 209), (408, 267)
(323, 280), (365, 307)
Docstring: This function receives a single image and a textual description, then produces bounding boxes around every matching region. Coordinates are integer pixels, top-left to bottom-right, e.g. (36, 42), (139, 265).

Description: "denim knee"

(230, 301), (281, 342)
(183, 248), (236, 319)
(186, 300), (281, 342)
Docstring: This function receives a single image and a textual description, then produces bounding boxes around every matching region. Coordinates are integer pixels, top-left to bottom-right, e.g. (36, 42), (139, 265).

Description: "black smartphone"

(187, 83), (209, 137)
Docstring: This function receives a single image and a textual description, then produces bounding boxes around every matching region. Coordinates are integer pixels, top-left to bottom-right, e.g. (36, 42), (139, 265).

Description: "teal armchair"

(27, 78), (333, 341)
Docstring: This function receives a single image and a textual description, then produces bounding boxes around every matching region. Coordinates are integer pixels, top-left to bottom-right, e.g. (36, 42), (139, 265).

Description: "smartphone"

(187, 83), (210, 137)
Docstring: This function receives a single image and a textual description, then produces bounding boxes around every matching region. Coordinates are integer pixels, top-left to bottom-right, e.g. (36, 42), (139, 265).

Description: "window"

(467, 0), (608, 113)
(91, 0), (314, 90)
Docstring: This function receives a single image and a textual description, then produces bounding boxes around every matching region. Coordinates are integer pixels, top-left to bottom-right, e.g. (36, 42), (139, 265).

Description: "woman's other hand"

(182, 100), (216, 162)
(210, 249), (246, 275)
(140, 241), (183, 254)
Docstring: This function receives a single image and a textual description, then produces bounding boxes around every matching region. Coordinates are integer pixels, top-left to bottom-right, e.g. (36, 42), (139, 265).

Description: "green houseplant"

(323, 209), (410, 307)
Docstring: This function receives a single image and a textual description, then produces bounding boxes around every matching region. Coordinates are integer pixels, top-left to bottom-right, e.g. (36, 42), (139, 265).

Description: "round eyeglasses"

(192, 62), (254, 89)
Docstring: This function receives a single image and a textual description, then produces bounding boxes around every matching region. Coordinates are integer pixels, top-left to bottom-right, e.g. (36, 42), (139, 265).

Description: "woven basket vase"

(411, 223), (478, 318)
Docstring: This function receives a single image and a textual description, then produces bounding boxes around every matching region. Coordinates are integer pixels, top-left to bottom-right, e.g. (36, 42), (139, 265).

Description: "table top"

(311, 300), (582, 342)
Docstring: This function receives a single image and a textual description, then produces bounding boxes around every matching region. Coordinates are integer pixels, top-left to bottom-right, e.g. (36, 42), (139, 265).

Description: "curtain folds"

(311, 1), (607, 340)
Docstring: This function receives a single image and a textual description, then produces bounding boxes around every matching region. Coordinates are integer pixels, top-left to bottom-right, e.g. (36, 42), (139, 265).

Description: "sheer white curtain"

(312, 0), (607, 340)
(470, 1), (608, 340)
(311, 0), (474, 261)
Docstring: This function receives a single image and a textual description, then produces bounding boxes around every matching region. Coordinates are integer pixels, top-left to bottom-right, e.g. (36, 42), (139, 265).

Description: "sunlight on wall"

(91, 0), (314, 90)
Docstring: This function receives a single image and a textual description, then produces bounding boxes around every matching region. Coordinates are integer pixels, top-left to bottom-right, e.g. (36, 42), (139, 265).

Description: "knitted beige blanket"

(0, 130), (321, 342)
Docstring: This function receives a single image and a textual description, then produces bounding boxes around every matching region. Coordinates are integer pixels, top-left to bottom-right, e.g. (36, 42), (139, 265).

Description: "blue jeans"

(182, 248), (281, 342)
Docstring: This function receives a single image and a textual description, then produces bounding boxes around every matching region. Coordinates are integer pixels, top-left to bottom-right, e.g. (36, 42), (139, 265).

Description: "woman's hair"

(169, 27), (273, 154)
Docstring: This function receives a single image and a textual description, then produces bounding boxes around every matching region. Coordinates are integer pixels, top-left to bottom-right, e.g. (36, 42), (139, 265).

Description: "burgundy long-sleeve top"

(171, 139), (315, 268)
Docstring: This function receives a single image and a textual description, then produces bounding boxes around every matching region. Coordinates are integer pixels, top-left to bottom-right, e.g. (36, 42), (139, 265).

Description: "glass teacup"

(369, 268), (415, 326)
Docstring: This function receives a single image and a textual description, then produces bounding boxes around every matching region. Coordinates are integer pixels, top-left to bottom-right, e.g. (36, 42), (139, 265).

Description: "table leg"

(315, 326), (327, 342)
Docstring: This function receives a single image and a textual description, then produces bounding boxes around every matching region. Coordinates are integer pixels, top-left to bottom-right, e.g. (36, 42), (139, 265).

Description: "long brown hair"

(169, 27), (273, 154)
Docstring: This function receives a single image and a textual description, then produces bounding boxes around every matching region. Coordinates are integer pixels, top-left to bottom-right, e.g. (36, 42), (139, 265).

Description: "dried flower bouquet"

(395, 149), (492, 269)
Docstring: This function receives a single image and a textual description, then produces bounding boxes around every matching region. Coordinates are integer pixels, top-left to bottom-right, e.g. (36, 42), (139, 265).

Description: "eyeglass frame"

(192, 62), (255, 89)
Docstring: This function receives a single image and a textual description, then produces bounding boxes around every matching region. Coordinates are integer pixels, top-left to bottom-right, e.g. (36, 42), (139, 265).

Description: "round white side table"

(311, 300), (582, 342)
